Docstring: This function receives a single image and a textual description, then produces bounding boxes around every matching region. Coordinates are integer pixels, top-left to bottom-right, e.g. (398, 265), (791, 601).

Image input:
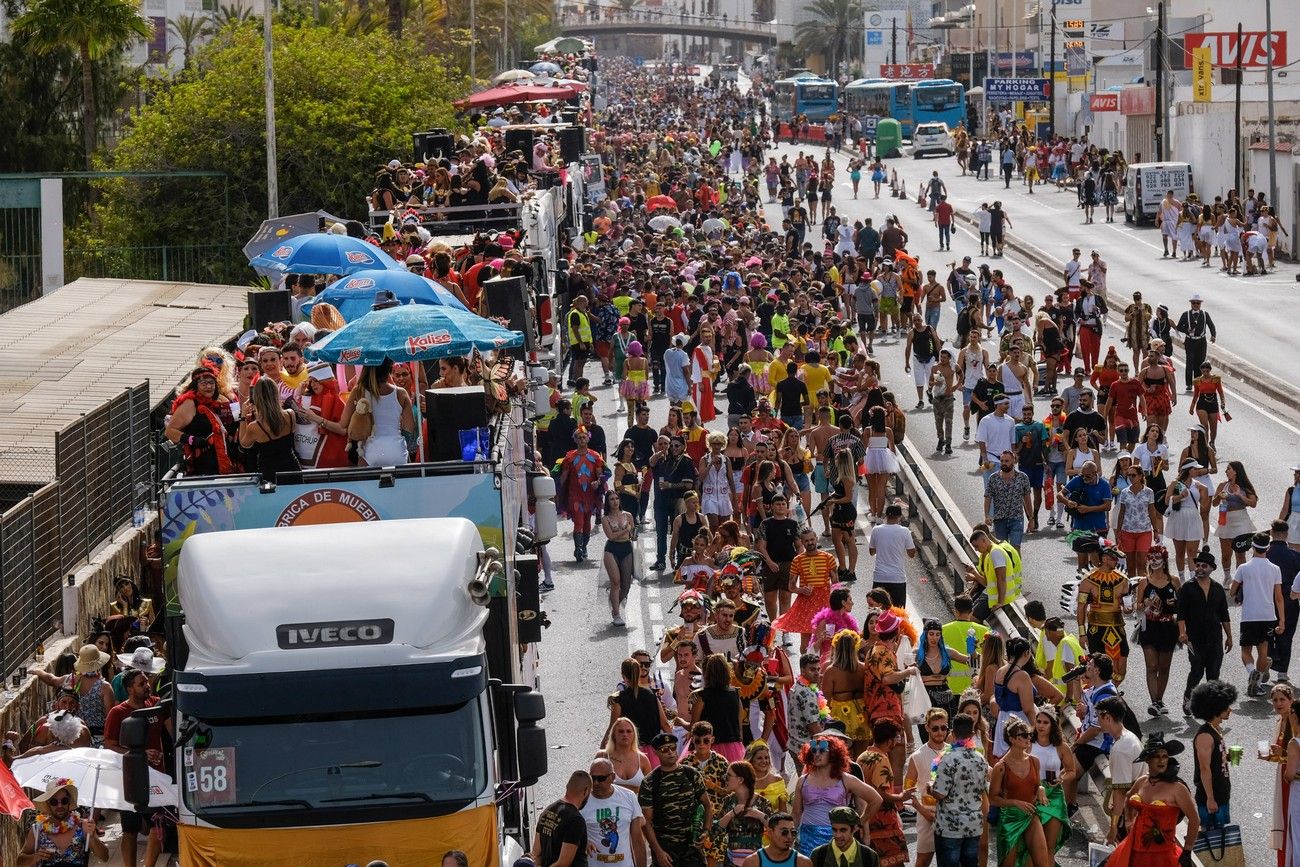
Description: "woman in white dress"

(1165, 460), (1206, 577)
(863, 406), (899, 520)
(340, 358), (415, 467)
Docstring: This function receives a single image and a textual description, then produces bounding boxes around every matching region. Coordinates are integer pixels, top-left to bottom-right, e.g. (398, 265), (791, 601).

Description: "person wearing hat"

(1177, 547), (1233, 714)
(1103, 732), (1199, 866)
(1231, 531), (1286, 697)
(19, 777), (109, 865)
(861, 610), (918, 767)
(639, 732), (712, 867)
(37, 644), (115, 740)
(1075, 542), (1131, 684)
(806, 805), (879, 867)
(164, 365), (238, 476)
(1174, 294), (1216, 393)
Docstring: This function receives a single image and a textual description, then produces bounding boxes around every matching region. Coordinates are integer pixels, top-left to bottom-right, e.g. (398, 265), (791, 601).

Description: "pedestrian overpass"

(560, 10), (777, 48)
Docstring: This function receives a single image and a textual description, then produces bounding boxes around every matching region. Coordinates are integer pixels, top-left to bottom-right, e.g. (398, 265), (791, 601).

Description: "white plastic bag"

(903, 668), (930, 725)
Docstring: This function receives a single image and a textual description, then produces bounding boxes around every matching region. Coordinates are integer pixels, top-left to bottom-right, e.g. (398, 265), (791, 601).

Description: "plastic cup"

(1227, 744), (1243, 766)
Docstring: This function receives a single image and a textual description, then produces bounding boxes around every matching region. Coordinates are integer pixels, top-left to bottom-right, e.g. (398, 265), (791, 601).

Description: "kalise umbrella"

(309, 270), (468, 322)
(307, 303), (524, 365)
(247, 233), (402, 275)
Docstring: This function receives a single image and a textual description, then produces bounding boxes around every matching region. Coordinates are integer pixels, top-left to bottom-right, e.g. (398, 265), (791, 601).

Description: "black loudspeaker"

(558, 126), (585, 163)
(482, 275), (535, 351)
(247, 288), (291, 329)
(503, 128), (535, 160)
(514, 554), (542, 643)
(424, 385), (489, 461)
(413, 130), (454, 162)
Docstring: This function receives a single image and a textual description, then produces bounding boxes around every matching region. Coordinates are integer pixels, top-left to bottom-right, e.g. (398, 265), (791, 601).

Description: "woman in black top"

(609, 657), (670, 750)
(691, 653), (745, 761)
(237, 377), (300, 483)
(1191, 680), (1237, 826)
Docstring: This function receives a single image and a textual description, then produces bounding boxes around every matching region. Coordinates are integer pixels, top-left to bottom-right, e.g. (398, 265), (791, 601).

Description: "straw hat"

(74, 644), (110, 675)
(33, 777), (79, 809)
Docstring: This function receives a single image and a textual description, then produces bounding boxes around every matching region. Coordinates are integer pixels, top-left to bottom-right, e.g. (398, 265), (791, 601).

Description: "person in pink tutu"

(809, 586), (859, 671)
(620, 340), (650, 428)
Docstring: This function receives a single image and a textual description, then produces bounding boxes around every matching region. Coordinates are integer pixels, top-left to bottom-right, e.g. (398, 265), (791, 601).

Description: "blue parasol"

(307, 304), (524, 365)
(307, 270), (468, 322)
(529, 61), (563, 75)
(247, 232), (403, 274)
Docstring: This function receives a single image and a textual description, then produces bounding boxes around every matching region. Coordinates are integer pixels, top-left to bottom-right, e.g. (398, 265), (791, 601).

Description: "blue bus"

(912, 79), (966, 130)
(772, 73), (839, 123)
(844, 80), (915, 135)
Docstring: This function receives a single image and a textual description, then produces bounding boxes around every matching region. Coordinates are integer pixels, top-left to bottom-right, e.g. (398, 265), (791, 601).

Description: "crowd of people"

(520, 56), (1300, 867)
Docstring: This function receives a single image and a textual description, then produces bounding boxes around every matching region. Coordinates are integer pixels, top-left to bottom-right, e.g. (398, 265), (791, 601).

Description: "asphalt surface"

(765, 138), (1300, 865)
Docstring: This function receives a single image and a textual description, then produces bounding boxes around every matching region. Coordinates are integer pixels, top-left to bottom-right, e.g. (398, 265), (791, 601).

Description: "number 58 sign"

(186, 747), (237, 806)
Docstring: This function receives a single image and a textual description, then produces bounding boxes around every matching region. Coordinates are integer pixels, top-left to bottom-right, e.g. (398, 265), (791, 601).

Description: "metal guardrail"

(369, 201), (526, 235)
(0, 383), (151, 676)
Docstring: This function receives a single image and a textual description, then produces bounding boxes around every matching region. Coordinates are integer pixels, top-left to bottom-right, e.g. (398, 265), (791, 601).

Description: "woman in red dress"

(1107, 734), (1199, 867)
(862, 610), (919, 782)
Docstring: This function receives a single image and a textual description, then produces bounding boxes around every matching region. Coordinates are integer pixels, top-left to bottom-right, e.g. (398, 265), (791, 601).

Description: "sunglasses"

(656, 744), (677, 753)
(929, 724), (949, 732)
(636, 660), (651, 668)
(592, 773), (614, 782)
(49, 796), (71, 806)
(809, 740), (831, 753)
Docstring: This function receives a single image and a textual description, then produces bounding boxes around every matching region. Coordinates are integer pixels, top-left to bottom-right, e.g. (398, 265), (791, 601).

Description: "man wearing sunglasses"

(581, 758), (647, 867)
(639, 732), (711, 867)
(739, 813), (811, 867)
(905, 709), (951, 867)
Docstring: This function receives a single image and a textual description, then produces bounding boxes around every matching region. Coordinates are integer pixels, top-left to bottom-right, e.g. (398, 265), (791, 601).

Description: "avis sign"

(1184, 32), (1286, 68)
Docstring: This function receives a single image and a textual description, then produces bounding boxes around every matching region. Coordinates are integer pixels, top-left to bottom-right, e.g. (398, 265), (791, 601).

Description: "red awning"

(455, 83), (582, 109)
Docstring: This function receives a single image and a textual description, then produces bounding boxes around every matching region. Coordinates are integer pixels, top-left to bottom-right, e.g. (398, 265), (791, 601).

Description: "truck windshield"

(183, 701), (487, 820)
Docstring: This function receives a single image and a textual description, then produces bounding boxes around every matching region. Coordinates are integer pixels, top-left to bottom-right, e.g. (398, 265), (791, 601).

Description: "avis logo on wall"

(1184, 32), (1287, 68)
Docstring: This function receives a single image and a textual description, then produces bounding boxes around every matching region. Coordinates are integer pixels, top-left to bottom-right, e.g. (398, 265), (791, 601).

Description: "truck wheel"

(913, 152), (921, 159)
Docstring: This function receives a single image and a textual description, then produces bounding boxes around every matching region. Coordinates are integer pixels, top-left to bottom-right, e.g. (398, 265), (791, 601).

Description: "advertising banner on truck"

(161, 473), (507, 610)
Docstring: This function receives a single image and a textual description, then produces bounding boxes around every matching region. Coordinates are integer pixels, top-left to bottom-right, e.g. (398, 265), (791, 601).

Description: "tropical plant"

(168, 14), (214, 68)
(210, 2), (255, 28)
(12, 0), (154, 168)
(793, 0), (862, 78)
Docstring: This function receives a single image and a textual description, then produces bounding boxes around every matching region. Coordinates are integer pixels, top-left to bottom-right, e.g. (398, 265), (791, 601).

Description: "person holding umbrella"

(18, 778), (108, 865)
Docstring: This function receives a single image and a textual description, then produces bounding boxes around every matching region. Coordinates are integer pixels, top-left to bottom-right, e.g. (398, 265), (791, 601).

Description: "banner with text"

(881, 63), (934, 80)
(984, 77), (1052, 102)
(1183, 31), (1287, 68)
(1192, 46), (1213, 102)
(1089, 92), (1119, 112)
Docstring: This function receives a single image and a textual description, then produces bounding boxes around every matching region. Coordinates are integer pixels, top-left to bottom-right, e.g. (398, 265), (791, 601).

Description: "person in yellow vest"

(941, 594), (991, 696)
(567, 294), (593, 387)
(1034, 616), (1087, 704)
(963, 527), (1023, 622)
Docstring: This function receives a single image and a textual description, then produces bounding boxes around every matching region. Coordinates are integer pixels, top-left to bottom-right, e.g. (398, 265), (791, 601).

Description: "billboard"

(881, 63), (934, 79)
(1089, 92), (1119, 112)
(1183, 31), (1287, 68)
(984, 77), (1052, 101)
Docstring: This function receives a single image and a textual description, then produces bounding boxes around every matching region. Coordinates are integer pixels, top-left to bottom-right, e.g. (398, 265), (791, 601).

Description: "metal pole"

(1049, 0), (1056, 135)
(891, 18), (897, 64)
(1159, 0), (1170, 161)
(469, 0), (476, 81)
(263, 0), (278, 219)
(1234, 21), (1243, 194)
(1265, 0), (1278, 213)
(503, 0), (510, 70)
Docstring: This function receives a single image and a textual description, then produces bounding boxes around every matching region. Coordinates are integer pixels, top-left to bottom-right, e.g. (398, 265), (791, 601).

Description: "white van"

(1124, 162), (1193, 225)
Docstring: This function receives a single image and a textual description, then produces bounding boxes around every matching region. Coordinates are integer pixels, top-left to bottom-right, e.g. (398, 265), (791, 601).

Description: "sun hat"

(116, 646), (166, 675)
(875, 609), (902, 635)
(1136, 732), (1185, 761)
(74, 643), (111, 675)
(33, 777), (78, 809)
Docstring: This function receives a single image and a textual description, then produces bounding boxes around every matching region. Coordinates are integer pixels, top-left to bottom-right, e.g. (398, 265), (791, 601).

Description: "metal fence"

(0, 382), (151, 676)
(65, 243), (247, 289)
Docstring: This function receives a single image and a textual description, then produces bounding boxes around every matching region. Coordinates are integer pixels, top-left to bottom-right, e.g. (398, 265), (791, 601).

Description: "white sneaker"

(612, 612), (625, 627)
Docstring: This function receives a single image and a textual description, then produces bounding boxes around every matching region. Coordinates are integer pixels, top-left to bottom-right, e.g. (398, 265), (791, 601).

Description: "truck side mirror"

(514, 690), (545, 724)
(120, 717), (152, 810)
(516, 725), (547, 786)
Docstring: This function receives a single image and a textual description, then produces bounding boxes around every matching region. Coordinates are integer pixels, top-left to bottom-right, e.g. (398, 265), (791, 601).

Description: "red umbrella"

(0, 762), (33, 820)
(455, 83), (582, 109)
(646, 195), (678, 213)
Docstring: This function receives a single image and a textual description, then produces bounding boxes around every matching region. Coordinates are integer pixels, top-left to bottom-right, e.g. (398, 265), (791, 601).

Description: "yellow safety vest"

(941, 619), (991, 695)
(568, 309), (592, 345)
(978, 540), (1023, 608)
(1034, 631), (1086, 692)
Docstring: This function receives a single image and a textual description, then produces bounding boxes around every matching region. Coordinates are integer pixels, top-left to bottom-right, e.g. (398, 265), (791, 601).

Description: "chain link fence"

(0, 382), (151, 676)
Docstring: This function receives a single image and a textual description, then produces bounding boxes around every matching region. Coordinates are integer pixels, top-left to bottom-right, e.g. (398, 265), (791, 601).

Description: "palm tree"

(211, 2), (255, 28)
(13, 0), (153, 168)
(793, 0), (862, 78)
(168, 14), (213, 67)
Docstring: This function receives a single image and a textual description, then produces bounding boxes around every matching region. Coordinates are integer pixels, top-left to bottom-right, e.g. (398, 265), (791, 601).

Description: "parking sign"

(984, 77), (1052, 101)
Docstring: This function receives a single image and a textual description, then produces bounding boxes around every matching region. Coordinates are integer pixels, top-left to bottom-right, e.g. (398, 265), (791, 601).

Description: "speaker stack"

(558, 126), (586, 162)
(482, 275), (536, 352)
(502, 128), (535, 161)
(423, 385), (489, 461)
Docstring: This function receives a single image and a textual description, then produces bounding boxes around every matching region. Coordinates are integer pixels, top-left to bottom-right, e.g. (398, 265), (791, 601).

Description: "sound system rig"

(412, 129), (454, 163)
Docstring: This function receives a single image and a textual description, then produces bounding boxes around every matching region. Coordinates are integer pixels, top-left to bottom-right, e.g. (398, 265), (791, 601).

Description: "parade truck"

(123, 397), (557, 866)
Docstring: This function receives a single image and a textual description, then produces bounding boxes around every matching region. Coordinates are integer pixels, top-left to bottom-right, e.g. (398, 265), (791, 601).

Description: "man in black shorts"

(756, 495), (800, 628)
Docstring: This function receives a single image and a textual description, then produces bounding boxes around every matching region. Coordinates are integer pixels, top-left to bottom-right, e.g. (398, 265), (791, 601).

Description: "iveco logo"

(275, 618), (396, 649)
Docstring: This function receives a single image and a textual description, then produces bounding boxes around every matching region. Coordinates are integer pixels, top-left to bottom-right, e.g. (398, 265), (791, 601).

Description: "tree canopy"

(90, 21), (466, 260)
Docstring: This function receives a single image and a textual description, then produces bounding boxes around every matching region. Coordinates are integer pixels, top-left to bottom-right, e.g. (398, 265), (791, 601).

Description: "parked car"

(912, 122), (954, 158)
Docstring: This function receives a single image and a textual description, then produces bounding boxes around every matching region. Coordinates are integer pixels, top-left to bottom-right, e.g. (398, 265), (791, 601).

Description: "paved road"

(768, 139), (1297, 865)
(870, 144), (1300, 395)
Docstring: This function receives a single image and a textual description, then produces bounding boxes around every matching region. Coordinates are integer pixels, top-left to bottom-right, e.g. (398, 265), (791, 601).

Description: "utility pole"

(1049, 0), (1057, 136)
(891, 18), (897, 64)
(1234, 21), (1243, 193)
(1265, 0), (1278, 212)
(469, 0), (476, 81)
(263, 0), (278, 219)
(1159, 0), (1170, 162)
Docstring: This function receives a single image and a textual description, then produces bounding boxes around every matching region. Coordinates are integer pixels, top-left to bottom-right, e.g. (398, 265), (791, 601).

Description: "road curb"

(941, 202), (1296, 407)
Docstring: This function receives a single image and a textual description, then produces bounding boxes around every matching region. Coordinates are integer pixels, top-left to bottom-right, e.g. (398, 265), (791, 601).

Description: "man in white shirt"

(1232, 532), (1286, 696)
(1062, 248), (1083, 298)
(582, 758), (647, 867)
(869, 503), (917, 607)
(1097, 695), (1143, 844)
(976, 395), (1017, 480)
